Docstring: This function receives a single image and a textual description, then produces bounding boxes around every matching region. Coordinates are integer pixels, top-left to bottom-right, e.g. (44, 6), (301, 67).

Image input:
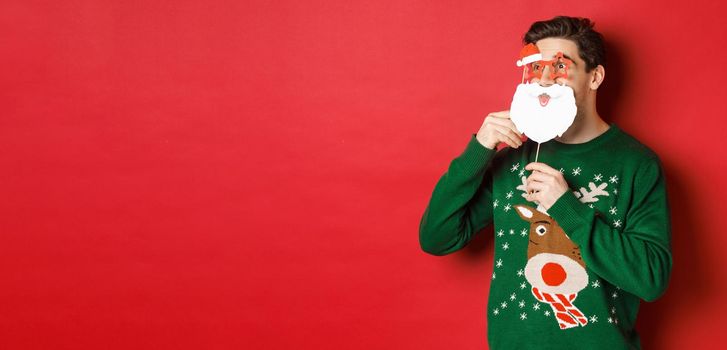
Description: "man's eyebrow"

(561, 53), (577, 66)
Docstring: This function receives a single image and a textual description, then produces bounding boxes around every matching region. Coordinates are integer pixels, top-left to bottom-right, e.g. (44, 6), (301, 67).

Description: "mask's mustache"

(526, 83), (570, 99)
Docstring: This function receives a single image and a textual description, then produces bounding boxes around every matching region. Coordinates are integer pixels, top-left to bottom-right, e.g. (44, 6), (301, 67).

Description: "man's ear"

(590, 64), (605, 90)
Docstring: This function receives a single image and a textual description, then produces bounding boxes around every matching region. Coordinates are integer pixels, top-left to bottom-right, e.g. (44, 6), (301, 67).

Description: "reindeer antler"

(574, 182), (609, 203)
(516, 176), (609, 207)
(516, 176), (528, 199)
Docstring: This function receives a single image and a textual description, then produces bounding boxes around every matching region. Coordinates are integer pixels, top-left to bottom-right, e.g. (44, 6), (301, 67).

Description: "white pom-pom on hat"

(516, 43), (542, 67)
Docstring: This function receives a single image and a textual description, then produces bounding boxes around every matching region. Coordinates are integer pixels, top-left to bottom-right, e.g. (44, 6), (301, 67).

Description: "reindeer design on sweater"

(512, 177), (610, 329)
(514, 205), (589, 329)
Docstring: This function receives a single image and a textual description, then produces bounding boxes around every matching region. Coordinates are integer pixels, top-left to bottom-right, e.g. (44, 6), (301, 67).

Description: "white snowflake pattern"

(492, 272), (496, 280)
(612, 291), (619, 299)
(589, 315), (598, 323)
(609, 175), (619, 184)
(520, 282), (527, 289)
(518, 168), (526, 177)
(508, 229), (514, 235)
(502, 242), (510, 250)
(559, 168), (565, 173)
(496, 259), (503, 268)
(613, 219), (622, 228)
(493, 308), (499, 315)
(520, 312), (527, 320)
(532, 303), (541, 310)
(497, 229), (504, 237)
(544, 310), (551, 317)
(591, 280), (601, 288)
(593, 173), (603, 182)
(613, 188), (618, 195)
(506, 191), (514, 199)
(493, 199), (499, 208)
(589, 204), (594, 208)
(607, 317), (613, 324)
(510, 293), (517, 301)
(518, 300), (525, 308)
(510, 163), (520, 172)
(611, 307), (617, 314)
(501, 301), (508, 309)
(609, 207), (618, 215)
(572, 167), (582, 176)
(516, 269), (524, 277)
(520, 228), (528, 237)
(504, 204), (512, 212)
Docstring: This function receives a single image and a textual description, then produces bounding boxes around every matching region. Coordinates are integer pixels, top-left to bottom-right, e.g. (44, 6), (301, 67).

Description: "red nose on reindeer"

(542, 262), (567, 286)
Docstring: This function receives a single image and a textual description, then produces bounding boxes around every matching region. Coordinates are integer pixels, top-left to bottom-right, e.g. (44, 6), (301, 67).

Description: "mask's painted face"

(511, 42), (580, 144)
(526, 52), (573, 82)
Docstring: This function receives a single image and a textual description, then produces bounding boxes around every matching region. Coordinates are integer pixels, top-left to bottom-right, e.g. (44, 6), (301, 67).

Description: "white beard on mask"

(509, 83), (577, 143)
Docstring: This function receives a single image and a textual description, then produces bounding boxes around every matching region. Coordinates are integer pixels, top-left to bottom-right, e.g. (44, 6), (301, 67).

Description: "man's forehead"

(535, 38), (580, 61)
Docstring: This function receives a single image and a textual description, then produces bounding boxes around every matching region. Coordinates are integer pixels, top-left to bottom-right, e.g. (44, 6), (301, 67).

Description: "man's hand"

(476, 110), (523, 150)
(524, 162), (569, 210)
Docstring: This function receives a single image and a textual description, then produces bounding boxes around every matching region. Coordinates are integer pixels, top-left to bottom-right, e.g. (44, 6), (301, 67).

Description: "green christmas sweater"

(419, 124), (671, 349)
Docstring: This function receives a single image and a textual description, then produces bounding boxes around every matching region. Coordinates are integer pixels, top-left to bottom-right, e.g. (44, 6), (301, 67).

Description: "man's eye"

(558, 63), (566, 69)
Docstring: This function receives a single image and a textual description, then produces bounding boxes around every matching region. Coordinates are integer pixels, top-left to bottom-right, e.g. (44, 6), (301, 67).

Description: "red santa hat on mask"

(516, 43), (542, 67)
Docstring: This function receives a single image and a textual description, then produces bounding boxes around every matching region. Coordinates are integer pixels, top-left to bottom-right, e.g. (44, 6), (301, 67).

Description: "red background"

(1, 0), (726, 349)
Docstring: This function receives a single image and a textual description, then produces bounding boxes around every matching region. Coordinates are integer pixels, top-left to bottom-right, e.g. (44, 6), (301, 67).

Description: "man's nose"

(538, 66), (555, 86)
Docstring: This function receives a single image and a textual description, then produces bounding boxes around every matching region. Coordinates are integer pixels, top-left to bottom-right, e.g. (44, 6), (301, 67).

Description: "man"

(419, 16), (671, 349)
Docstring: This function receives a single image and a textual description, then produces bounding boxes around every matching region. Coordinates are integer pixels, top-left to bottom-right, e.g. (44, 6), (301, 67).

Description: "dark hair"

(523, 16), (606, 72)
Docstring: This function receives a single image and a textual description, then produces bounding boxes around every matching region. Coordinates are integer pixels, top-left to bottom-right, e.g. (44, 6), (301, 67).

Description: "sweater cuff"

(457, 134), (497, 176)
(547, 190), (593, 243)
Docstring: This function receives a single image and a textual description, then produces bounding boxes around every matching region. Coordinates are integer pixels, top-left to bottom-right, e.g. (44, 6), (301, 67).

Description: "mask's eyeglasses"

(524, 52), (572, 82)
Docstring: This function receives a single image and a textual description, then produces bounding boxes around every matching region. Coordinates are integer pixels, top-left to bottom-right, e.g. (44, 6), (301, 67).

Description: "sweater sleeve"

(547, 157), (672, 301)
(419, 135), (499, 256)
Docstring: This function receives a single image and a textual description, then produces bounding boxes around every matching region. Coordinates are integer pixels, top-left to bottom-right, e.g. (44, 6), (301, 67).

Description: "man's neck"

(554, 109), (609, 144)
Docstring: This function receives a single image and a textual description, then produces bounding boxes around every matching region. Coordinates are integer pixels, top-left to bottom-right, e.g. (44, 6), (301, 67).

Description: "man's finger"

(503, 120), (523, 138)
(526, 180), (546, 194)
(525, 162), (560, 176)
(486, 117), (523, 138)
(527, 171), (552, 183)
(525, 191), (541, 203)
(486, 115), (514, 128)
(492, 124), (523, 147)
(488, 110), (510, 119)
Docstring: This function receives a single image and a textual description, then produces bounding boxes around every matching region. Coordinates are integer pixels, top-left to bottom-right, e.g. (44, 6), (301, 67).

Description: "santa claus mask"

(510, 50), (577, 144)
